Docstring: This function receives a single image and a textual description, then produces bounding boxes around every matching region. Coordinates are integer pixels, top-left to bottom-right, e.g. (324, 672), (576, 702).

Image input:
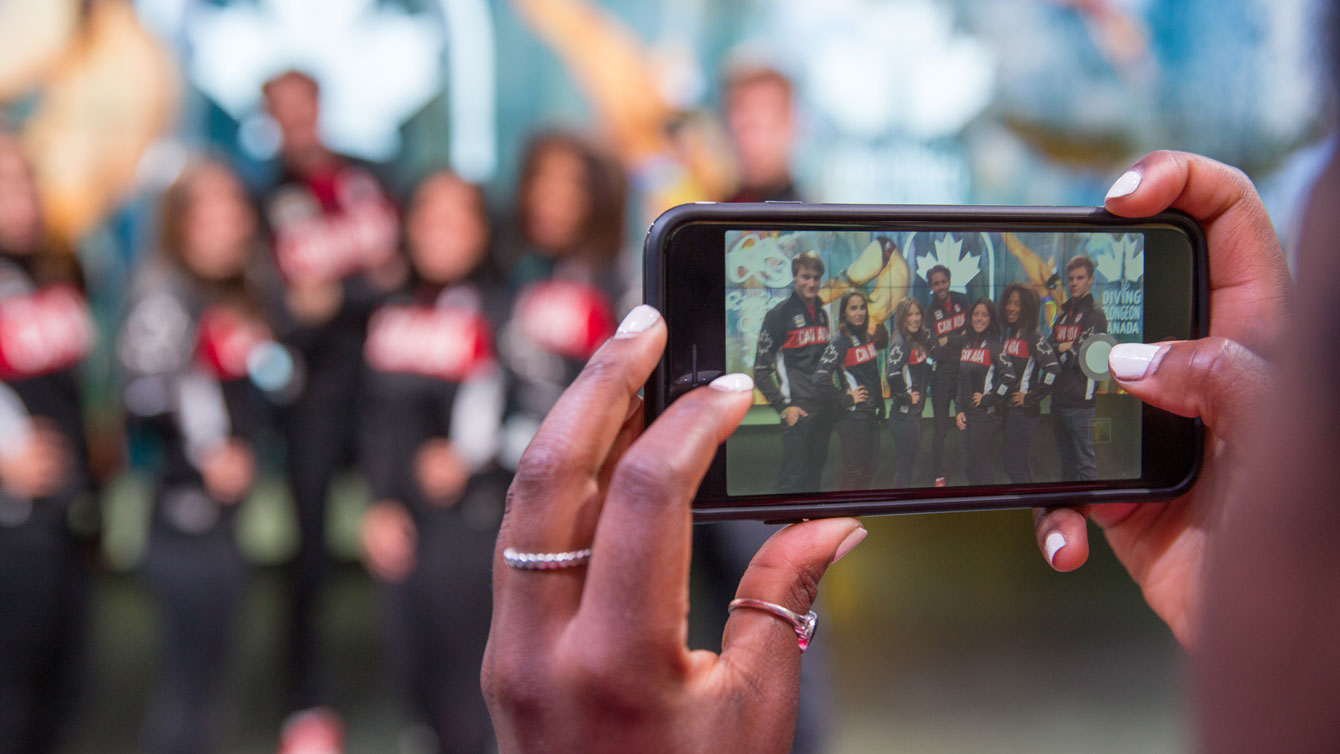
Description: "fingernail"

(1106, 170), (1141, 200)
(832, 526), (868, 564)
(614, 305), (661, 338)
(1044, 531), (1066, 566)
(1108, 343), (1166, 381)
(709, 373), (754, 393)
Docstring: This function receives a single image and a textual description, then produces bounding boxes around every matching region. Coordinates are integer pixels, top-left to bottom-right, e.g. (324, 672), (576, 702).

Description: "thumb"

(1107, 337), (1268, 441)
(721, 519), (865, 665)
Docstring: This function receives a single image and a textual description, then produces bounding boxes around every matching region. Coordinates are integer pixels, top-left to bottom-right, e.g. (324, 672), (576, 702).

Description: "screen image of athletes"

(725, 229), (1145, 496)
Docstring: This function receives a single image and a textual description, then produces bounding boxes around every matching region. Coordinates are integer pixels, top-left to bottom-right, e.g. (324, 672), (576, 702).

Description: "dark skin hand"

(482, 306), (866, 754)
(1031, 150), (1293, 649)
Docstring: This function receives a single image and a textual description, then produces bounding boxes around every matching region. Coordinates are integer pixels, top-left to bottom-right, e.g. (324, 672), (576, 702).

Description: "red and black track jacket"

(754, 292), (831, 413)
(928, 291), (971, 377)
(1048, 293), (1107, 408)
(957, 333), (1016, 421)
(886, 332), (931, 421)
(1002, 325), (1060, 416)
(814, 328), (883, 418)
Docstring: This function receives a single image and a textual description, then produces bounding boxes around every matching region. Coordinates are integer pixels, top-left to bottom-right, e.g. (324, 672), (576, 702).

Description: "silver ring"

(728, 598), (818, 653)
(503, 547), (593, 570)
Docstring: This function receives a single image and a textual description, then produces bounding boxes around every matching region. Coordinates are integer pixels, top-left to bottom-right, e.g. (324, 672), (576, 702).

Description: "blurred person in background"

(885, 296), (933, 488)
(0, 129), (96, 754)
(496, 130), (626, 470)
(998, 283), (1059, 483)
(358, 170), (504, 754)
(118, 158), (278, 754)
(954, 298), (1016, 486)
(259, 69), (403, 746)
(722, 64), (801, 203)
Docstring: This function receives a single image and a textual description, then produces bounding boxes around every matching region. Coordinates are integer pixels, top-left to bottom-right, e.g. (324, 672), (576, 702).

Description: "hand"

(1032, 151), (1292, 650)
(972, 392), (983, 407)
(200, 438), (255, 504)
(0, 423), (69, 499)
(483, 306), (866, 754)
(956, 412), (966, 431)
(1056, 341), (1073, 353)
(361, 501), (417, 582)
(848, 386), (869, 405)
(414, 437), (469, 506)
(1010, 391), (1025, 407)
(781, 405), (808, 427)
(285, 281), (343, 324)
(938, 335), (948, 347)
(909, 390), (922, 405)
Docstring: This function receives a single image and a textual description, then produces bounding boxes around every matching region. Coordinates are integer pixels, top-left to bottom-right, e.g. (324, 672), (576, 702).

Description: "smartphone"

(642, 203), (1206, 522)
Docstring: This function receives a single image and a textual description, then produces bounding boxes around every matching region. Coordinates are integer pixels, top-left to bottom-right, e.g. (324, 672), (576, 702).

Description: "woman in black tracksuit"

(815, 289), (885, 490)
(359, 170), (504, 754)
(885, 296), (933, 488)
(955, 298), (1017, 486)
(119, 159), (277, 754)
(999, 283), (1060, 483)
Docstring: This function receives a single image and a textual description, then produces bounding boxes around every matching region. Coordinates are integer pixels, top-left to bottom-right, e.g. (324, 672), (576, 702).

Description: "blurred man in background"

(722, 64), (801, 203)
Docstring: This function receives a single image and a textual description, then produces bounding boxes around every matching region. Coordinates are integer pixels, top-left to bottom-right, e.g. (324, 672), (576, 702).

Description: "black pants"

(0, 524), (87, 754)
(1051, 406), (1098, 481)
(381, 484), (502, 754)
(282, 387), (359, 710)
(1002, 411), (1042, 483)
(777, 407), (833, 493)
(141, 515), (246, 754)
(835, 413), (880, 490)
(889, 417), (922, 488)
(963, 415), (1002, 486)
(929, 370), (957, 479)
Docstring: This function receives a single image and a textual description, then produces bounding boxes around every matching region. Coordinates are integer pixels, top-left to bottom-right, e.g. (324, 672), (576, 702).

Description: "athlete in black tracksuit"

(119, 261), (271, 754)
(814, 304), (884, 490)
(264, 157), (399, 711)
(754, 288), (834, 493)
(0, 253), (93, 754)
(1049, 290), (1108, 481)
(999, 284), (1061, 484)
(361, 277), (504, 754)
(927, 285), (970, 483)
(886, 323), (932, 488)
(956, 301), (1016, 487)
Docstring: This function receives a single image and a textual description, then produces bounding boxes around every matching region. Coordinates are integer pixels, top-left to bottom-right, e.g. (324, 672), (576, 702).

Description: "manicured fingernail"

(1044, 531), (1066, 566)
(832, 526), (868, 564)
(709, 373), (754, 393)
(614, 305), (661, 338)
(1106, 170), (1141, 200)
(1108, 343), (1166, 381)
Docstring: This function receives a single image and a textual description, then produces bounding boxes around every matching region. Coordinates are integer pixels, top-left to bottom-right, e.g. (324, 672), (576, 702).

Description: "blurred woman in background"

(885, 296), (933, 488)
(118, 158), (277, 754)
(0, 130), (96, 754)
(497, 131), (628, 469)
(359, 170), (504, 754)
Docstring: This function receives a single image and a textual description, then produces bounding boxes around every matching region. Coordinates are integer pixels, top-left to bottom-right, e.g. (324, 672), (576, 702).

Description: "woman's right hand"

(955, 412), (966, 431)
(849, 386), (869, 405)
(1031, 151), (1293, 649)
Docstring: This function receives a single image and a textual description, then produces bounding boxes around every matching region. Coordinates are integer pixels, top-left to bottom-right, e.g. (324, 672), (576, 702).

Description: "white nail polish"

(1044, 531), (1066, 566)
(614, 305), (661, 338)
(1108, 343), (1165, 381)
(709, 373), (754, 393)
(1106, 170), (1141, 200)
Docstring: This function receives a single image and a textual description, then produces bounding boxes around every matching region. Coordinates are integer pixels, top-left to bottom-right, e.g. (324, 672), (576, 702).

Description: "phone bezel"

(643, 203), (1207, 522)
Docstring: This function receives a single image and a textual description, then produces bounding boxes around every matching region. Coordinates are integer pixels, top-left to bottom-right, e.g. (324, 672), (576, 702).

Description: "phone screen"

(724, 229), (1145, 495)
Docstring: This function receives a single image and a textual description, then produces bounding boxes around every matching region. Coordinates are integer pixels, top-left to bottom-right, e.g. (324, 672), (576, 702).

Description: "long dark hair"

(1000, 283), (1040, 336)
(516, 130), (627, 266)
(837, 289), (870, 339)
(968, 297), (1001, 343)
(893, 295), (932, 353)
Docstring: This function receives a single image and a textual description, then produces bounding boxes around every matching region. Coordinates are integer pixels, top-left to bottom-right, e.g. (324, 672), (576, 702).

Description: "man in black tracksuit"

(753, 253), (833, 493)
(1048, 255), (1108, 481)
(926, 264), (970, 486)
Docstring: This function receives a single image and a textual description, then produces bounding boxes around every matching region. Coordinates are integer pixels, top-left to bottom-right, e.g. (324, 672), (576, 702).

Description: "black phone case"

(643, 202), (1208, 522)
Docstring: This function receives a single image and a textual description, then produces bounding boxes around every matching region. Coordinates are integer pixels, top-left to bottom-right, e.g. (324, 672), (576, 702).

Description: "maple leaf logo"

(916, 234), (981, 292)
(186, 0), (451, 162)
(1092, 234), (1144, 284)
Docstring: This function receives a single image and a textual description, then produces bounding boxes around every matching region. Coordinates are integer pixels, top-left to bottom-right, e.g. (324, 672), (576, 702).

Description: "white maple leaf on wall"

(186, 0), (444, 160)
(915, 233), (981, 292)
(1120, 234), (1144, 283)
(1092, 234), (1144, 284)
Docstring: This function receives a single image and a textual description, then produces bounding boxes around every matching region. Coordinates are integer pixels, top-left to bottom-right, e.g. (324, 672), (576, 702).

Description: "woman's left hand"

(482, 305), (866, 754)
